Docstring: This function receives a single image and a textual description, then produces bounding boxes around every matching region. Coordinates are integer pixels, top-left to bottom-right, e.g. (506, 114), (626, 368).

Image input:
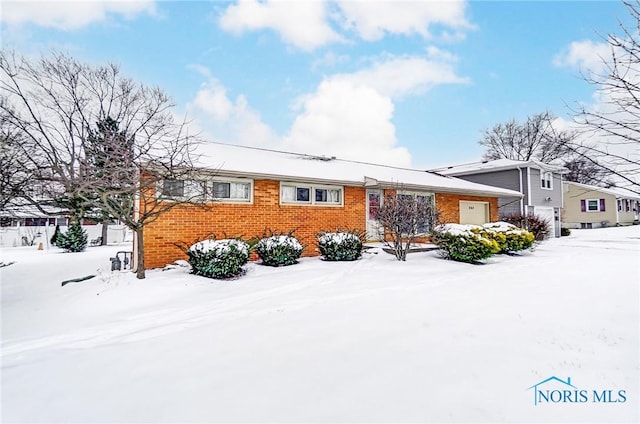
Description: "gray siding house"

(431, 159), (566, 237)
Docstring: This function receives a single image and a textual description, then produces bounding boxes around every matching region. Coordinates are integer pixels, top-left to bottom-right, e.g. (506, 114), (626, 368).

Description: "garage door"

(533, 206), (554, 237)
(459, 201), (490, 225)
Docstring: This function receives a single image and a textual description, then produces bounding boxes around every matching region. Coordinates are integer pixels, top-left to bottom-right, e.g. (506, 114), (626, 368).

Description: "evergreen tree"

(56, 220), (88, 252)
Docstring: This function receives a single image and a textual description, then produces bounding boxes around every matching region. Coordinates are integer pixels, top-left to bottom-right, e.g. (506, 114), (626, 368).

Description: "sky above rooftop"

(1, 1), (631, 169)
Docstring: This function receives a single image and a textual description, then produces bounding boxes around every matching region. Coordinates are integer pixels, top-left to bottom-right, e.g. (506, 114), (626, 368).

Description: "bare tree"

(0, 113), (34, 212)
(0, 51), (206, 278)
(562, 157), (612, 186)
(568, 0), (640, 194)
(376, 192), (439, 261)
(480, 111), (573, 163)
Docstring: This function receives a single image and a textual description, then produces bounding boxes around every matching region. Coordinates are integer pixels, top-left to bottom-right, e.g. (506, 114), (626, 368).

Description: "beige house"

(562, 181), (640, 229)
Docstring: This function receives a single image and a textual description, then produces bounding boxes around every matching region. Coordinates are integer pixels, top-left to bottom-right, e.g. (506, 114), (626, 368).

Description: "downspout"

(132, 173), (141, 272)
(517, 167), (524, 214)
(526, 167), (532, 214)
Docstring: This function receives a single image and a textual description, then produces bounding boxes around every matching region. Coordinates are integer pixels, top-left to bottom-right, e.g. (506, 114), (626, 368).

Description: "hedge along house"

(140, 143), (523, 269)
(431, 159), (567, 237)
(562, 181), (640, 229)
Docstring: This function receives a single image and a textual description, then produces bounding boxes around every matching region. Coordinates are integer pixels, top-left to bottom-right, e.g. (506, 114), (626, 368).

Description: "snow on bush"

(254, 234), (304, 267)
(187, 238), (249, 279)
(317, 230), (364, 261)
(482, 222), (535, 253)
(431, 224), (499, 263)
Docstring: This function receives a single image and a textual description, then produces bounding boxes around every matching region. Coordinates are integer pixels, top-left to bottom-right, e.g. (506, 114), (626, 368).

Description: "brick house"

(141, 143), (523, 269)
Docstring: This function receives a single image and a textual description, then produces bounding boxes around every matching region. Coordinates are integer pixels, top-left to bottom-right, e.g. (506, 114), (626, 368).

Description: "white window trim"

(586, 198), (601, 212)
(397, 190), (436, 234)
(280, 182), (344, 206)
(540, 171), (553, 190)
(158, 179), (207, 201)
(158, 177), (254, 204)
(210, 177), (254, 204)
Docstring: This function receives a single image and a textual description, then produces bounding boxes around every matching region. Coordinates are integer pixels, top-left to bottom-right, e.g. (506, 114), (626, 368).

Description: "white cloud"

(553, 40), (611, 74)
(188, 53), (467, 167)
(336, 0), (472, 41)
(333, 54), (469, 99)
(1, 0), (156, 30)
(218, 0), (473, 50)
(218, 0), (343, 51)
(187, 77), (279, 147)
(283, 79), (411, 166)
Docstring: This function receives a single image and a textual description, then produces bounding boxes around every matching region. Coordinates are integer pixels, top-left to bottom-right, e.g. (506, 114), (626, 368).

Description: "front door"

(366, 189), (383, 240)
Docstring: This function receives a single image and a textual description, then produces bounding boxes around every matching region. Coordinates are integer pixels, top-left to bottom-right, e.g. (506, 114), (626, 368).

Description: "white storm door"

(366, 189), (383, 240)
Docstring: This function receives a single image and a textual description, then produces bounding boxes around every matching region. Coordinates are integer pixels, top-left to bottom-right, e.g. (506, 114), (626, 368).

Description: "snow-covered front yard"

(1, 226), (638, 423)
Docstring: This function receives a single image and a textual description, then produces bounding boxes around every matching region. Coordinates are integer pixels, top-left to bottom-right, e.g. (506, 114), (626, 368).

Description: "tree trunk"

(135, 226), (145, 279)
(101, 221), (108, 246)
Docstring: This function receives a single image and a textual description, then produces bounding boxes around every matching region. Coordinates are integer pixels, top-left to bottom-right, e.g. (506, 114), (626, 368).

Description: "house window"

(618, 199), (623, 212)
(159, 179), (206, 200)
(399, 191), (436, 233)
(212, 180), (252, 202)
(540, 171), (553, 190)
(161, 179), (185, 197)
(280, 183), (343, 206)
(581, 198), (605, 212)
(624, 199), (631, 212)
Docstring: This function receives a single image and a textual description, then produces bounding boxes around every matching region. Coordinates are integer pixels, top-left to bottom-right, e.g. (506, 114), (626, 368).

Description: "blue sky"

(1, 1), (631, 168)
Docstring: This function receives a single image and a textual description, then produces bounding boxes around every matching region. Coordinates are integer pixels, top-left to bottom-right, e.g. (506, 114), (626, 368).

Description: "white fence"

(0, 224), (133, 248)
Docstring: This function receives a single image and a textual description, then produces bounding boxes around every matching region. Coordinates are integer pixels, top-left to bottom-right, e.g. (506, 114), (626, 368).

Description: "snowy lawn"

(1, 227), (638, 423)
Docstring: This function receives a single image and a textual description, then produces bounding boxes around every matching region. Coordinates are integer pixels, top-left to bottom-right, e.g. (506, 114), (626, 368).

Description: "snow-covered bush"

(187, 238), (249, 279)
(317, 230), (364, 261)
(56, 221), (88, 252)
(482, 222), (535, 253)
(431, 224), (499, 263)
(501, 212), (550, 240)
(254, 233), (304, 267)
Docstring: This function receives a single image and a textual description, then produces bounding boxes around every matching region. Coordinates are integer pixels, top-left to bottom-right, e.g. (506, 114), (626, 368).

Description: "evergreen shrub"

(254, 232), (303, 266)
(482, 222), (535, 253)
(56, 221), (88, 252)
(187, 238), (249, 279)
(317, 229), (365, 261)
(431, 224), (498, 263)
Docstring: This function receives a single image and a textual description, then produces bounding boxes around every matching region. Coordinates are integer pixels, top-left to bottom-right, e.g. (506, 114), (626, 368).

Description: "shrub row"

(431, 222), (535, 264)
(187, 229), (364, 279)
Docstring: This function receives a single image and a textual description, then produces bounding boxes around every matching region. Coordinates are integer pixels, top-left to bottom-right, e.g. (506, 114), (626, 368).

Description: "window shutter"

(599, 199), (606, 212)
(580, 200), (586, 212)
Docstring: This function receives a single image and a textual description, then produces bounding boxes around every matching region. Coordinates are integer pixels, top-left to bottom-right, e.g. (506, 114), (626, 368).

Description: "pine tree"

(56, 221), (88, 252)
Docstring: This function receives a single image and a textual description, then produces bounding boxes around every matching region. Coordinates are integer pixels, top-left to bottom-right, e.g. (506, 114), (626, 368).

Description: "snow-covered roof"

(193, 142), (523, 198)
(431, 158), (567, 176)
(563, 181), (640, 200)
(1, 201), (67, 218)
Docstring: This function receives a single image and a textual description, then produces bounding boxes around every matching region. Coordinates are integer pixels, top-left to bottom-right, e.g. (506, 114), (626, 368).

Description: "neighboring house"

(431, 159), (566, 237)
(141, 143), (523, 269)
(562, 181), (640, 229)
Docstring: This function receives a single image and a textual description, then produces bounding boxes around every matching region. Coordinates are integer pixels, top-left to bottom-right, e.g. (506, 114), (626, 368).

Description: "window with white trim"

(211, 179), (252, 202)
(160, 178), (252, 202)
(398, 191), (436, 233)
(280, 183), (343, 206)
(160, 179), (206, 199)
(586, 199), (601, 212)
(541, 171), (553, 190)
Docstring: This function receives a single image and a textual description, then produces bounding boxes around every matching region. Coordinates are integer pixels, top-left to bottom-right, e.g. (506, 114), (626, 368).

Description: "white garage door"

(533, 206), (554, 237)
(459, 201), (490, 225)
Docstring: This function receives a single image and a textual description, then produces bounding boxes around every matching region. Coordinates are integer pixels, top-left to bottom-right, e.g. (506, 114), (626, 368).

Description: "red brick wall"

(142, 182), (500, 269)
(143, 180), (365, 269)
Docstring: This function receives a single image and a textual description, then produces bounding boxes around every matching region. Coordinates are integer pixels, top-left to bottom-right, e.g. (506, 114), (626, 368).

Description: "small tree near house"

(376, 192), (440, 261)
